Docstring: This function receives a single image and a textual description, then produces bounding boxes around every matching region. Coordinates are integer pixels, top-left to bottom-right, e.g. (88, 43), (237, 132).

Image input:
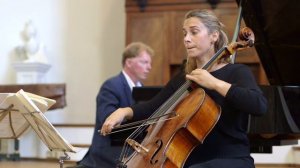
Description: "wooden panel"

(125, 0), (268, 85)
(0, 84), (66, 110)
(169, 11), (187, 65)
(126, 0), (236, 12)
(127, 12), (170, 85)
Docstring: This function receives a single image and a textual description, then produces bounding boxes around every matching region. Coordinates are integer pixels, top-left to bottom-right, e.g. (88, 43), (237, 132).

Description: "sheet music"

(0, 89), (77, 153)
(0, 93), (29, 138)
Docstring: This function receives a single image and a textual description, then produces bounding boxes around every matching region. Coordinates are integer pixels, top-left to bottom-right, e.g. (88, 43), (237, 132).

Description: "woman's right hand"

(100, 107), (133, 136)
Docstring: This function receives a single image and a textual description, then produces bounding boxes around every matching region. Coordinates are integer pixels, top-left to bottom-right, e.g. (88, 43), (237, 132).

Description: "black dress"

(131, 63), (267, 168)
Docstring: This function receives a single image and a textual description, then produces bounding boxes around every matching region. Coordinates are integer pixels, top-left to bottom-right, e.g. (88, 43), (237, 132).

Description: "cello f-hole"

(150, 139), (163, 165)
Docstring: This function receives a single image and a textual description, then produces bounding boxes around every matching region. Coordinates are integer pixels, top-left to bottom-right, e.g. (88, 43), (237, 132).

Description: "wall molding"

(53, 124), (94, 128)
(255, 164), (300, 167)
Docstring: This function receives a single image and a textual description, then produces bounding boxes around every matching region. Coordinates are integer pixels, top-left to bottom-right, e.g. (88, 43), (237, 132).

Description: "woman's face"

(183, 17), (218, 59)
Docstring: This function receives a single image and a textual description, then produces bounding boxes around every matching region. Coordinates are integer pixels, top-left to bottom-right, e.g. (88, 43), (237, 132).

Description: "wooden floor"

(0, 160), (77, 168)
(0, 160), (299, 168)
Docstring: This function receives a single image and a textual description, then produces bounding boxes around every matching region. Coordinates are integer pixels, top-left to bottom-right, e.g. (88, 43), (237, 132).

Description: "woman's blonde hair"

(184, 9), (229, 73)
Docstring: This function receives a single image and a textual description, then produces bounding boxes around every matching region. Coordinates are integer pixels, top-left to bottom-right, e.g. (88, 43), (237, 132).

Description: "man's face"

(127, 50), (152, 81)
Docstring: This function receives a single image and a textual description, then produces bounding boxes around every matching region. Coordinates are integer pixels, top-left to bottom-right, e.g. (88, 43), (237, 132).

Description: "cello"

(109, 27), (255, 168)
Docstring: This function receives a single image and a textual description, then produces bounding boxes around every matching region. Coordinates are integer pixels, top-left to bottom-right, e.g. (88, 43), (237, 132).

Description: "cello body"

(124, 88), (221, 168)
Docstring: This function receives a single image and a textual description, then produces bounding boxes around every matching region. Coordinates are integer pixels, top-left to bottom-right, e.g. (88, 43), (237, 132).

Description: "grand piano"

(238, 0), (300, 153)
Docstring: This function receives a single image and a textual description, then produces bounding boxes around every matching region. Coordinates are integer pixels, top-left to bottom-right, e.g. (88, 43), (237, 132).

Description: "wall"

(0, 0), (125, 159)
(0, 0), (125, 124)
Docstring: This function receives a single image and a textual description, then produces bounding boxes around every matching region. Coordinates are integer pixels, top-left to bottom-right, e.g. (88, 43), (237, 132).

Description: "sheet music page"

(0, 89), (78, 153)
(0, 93), (30, 138)
(0, 93), (14, 103)
(15, 89), (77, 153)
(24, 91), (56, 112)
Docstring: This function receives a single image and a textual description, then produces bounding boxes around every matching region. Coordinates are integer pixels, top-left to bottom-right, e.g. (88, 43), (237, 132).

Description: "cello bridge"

(126, 139), (149, 154)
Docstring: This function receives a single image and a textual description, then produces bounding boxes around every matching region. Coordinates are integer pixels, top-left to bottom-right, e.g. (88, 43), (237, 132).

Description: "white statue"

(16, 21), (48, 64)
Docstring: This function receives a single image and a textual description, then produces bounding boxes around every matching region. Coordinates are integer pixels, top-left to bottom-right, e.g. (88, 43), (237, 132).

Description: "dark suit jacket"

(80, 72), (134, 168)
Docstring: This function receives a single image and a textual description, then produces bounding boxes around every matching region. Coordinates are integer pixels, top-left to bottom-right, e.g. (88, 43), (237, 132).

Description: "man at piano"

(76, 42), (154, 168)
(101, 9), (267, 168)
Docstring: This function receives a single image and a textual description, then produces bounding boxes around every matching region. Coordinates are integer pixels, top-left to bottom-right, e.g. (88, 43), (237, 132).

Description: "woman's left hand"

(186, 69), (218, 89)
(186, 69), (231, 96)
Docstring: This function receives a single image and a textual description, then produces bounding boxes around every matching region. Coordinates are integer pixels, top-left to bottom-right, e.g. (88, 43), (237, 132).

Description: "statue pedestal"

(12, 62), (51, 84)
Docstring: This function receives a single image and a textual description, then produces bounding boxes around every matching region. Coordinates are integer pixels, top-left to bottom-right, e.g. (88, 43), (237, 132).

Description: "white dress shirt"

(122, 70), (142, 91)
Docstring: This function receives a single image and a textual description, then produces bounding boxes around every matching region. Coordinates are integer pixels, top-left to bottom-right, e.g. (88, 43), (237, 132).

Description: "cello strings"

(108, 112), (177, 134)
(119, 80), (192, 161)
(109, 113), (178, 134)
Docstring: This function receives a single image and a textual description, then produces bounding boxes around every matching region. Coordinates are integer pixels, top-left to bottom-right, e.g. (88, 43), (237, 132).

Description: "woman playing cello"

(101, 9), (267, 168)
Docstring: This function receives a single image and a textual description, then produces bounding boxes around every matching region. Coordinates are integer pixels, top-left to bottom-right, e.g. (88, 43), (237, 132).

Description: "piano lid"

(237, 0), (300, 85)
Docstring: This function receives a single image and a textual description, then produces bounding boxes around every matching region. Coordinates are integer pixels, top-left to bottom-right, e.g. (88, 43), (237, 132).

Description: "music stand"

(0, 89), (78, 168)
